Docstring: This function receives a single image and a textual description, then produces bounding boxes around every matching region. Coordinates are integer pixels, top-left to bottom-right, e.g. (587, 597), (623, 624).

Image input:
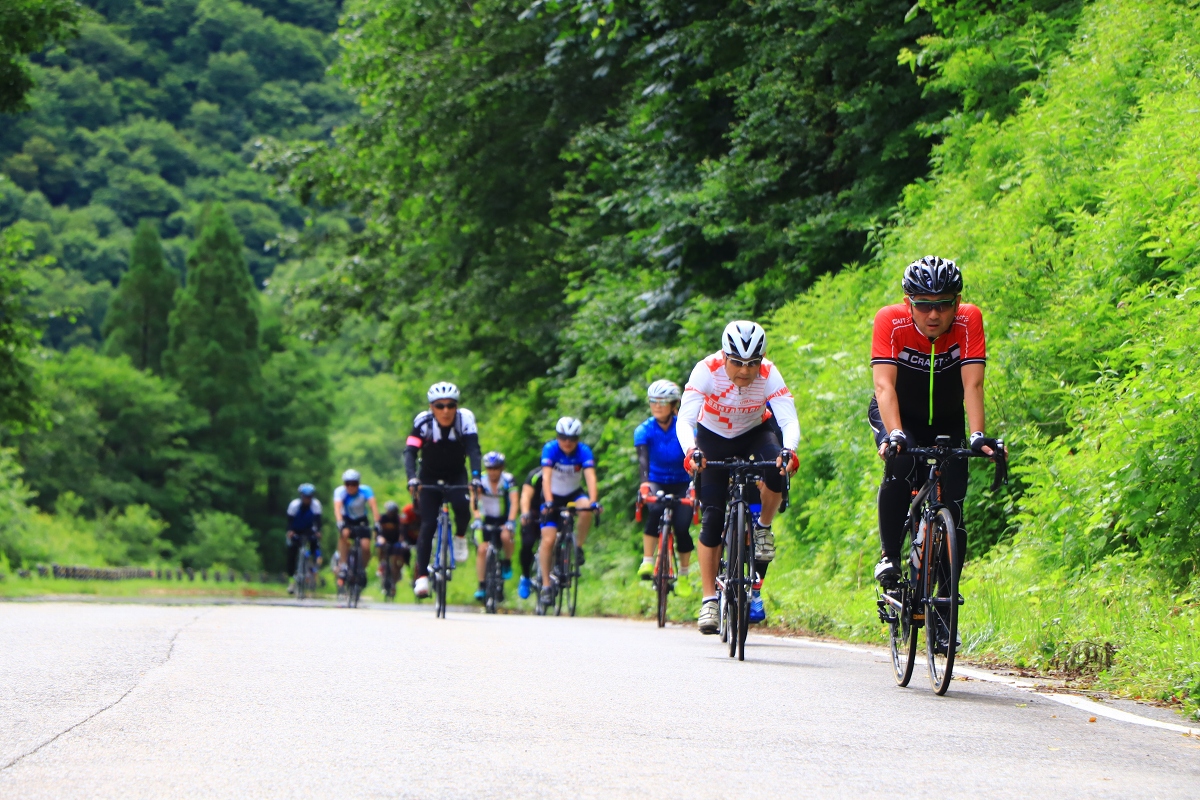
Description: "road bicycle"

(292, 532), (320, 600)
(342, 524), (371, 609)
(480, 521), (507, 614)
(536, 502), (601, 617)
(430, 483), (472, 619)
(637, 490), (694, 628)
(877, 435), (1007, 695)
(700, 456), (789, 661)
(378, 539), (409, 602)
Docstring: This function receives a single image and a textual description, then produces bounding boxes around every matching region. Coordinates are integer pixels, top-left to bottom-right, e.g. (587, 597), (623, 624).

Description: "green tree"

(0, 0), (81, 113)
(0, 226), (47, 430)
(101, 219), (178, 372)
(163, 203), (262, 512)
(184, 510), (262, 571)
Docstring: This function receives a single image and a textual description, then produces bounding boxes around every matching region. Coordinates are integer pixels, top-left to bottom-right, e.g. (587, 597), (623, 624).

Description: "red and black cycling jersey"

(870, 302), (986, 434)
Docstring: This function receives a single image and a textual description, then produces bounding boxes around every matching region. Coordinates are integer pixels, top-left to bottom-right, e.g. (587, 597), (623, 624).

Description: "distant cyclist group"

(282, 256), (1008, 679)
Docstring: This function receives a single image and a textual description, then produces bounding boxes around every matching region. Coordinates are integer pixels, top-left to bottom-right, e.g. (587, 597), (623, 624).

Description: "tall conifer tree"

(102, 220), (177, 372)
(164, 204), (262, 502)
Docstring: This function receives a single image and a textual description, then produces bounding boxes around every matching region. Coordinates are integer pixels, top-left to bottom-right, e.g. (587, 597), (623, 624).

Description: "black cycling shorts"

(540, 492), (591, 528)
(695, 424), (782, 548)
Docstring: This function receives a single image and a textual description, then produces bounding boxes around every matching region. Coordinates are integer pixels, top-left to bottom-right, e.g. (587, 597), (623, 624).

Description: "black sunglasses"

(726, 356), (763, 369)
(909, 298), (957, 313)
(432, 402), (458, 410)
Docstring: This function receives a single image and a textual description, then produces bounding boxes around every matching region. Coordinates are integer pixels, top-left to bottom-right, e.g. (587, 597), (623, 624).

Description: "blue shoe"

(474, 588), (486, 602)
(518, 576), (532, 599)
(749, 592), (766, 624)
(502, 565), (513, 580)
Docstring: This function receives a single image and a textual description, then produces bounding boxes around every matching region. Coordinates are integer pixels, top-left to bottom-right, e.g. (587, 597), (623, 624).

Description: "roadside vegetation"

(2, 0), (1198, 717)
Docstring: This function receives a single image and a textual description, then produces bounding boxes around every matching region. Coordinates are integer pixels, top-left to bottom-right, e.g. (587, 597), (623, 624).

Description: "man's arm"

(507, 488), (519, 523)
(334, 498), (345, 529)
(520, 484), (534, 517)
(368, 496), (380, 523)
(542, 466), (554, 505)
(584, 467), (598, 506)
(961, 361), (999, 457)
(872, 363), (903, 433)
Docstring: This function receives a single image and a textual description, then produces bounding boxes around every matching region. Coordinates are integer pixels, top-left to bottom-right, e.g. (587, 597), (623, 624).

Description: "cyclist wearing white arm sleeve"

(678, 321), (800, 633)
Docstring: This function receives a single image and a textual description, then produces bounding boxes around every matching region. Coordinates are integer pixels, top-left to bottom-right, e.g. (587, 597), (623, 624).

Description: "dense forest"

(3, 0), (1198, 712)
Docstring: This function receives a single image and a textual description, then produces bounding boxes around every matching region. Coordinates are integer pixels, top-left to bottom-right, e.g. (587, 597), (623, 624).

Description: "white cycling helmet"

(342, 468), (361, 483)
(646, 379), (681, 402)
(555, 416), (583, 437)
(722, 320), (766, 360)
(427, 381), (460, 402)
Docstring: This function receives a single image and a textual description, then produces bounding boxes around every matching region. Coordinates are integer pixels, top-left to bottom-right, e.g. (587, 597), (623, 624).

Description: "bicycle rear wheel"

(655, 528), (673, 628)
(925, 507), (959, 695)
(717, 557), (728, 643)
(886, 525), (919, 686)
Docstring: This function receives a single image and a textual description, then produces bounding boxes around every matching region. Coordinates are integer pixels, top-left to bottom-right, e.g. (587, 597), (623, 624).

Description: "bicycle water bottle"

(911, 518), (926, 572)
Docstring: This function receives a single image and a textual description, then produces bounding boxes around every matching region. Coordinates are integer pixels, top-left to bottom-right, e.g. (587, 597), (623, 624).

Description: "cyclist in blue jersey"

(472, 451), (518, 601)
(537, 416), (598, 607)
(334, 468), (379, 588)
(634, 380), (695, 597)
(285, 483), (323, 594)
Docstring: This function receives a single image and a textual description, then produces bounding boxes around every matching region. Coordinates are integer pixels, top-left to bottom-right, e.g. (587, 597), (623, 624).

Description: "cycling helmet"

(647, 379), (681, 402)
(297, 483), (315, 497)
(902, 255), (963, 296)
(722, 320), (766, 360)
(427, 381), (460, 402)
(555, 416), (583, 437)
(384, 500), (399, 514)
(483, 450), (506, 469)
(341, 468), (361, 483)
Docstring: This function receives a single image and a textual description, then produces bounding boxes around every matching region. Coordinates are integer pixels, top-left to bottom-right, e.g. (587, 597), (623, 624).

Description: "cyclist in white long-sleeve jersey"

(678, 320), (800, 633)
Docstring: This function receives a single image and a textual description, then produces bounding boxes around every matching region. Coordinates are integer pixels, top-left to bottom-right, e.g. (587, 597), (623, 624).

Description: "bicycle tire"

(295, 550), (308, 600)
(725, 511), (740, 659)
(736, 503), (751, 661)
(717, 556), (728, 643)
(926, 507), (959, 695)
(656, 525), (673, 628)
(566, 535), (578, 617)
(345, 549), (359, 608)
(554, 535), (568, 617)
(485, 546), (500, 614)
(885, 521), (918, 687)
(434, 513), (450, 618)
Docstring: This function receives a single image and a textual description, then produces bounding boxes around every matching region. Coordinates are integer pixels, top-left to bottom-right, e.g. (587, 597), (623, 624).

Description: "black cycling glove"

(970, 431), (1001, 456)
(885, 429), (907, 454)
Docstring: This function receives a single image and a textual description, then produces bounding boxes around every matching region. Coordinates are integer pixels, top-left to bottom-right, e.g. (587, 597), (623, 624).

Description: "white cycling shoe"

(698, 599), (719, 635)
(453, 536), (469, 563)
(413, 576), (430, 598)
(753, 525), (775, 562)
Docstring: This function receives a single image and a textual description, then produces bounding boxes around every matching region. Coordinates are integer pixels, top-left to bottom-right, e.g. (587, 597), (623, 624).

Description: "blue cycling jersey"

(634, 416), (690, 484)
(286, 498), (323, 533)
(334, 485), (374, 521)
(540, 440), (596, 496)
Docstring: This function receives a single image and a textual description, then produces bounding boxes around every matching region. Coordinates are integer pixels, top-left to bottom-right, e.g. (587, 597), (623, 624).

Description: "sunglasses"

(726, 356), (763, 369)
(432, 402), (458, 410)
(909, 298), (956, 313)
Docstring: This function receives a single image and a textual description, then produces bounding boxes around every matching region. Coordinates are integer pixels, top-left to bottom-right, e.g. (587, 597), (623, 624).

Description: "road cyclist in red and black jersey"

(376, 500), (419, 597)
(537, 416), (599, 609)
(405, 381), (483, 599)
(869, 255), (1006, 592)
(634, 380), (695, 598)
(680, 321), (800, 634)
(472, 451), (518, 602)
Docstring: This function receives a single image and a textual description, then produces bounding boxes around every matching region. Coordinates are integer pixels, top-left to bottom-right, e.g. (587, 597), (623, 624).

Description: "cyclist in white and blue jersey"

(472, 451), (518, 601)
(285, 483), (323, 594)
(537, 416), (598, 607)
(634, 380), (695, 597)
(334, 468), (379, 586)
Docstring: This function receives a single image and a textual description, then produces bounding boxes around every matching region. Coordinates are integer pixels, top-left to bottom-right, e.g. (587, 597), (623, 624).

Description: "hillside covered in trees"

(3, 0), (1198, 712)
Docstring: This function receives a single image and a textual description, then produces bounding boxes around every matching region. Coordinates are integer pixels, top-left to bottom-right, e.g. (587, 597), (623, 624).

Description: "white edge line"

(752, 631), (1200, 737)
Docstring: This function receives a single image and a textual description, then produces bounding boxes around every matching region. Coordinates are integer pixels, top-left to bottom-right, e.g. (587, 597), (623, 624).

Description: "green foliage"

(102, 219), (178, 371)
(165, 202), (262, 507)
(0, 0), (82, 113)
(0, 224), (47, 429)
(184, 510), (262, 570)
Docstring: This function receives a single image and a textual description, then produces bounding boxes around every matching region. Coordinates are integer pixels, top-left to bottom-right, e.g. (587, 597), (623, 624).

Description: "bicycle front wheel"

(925, 507), (960, 695)
(295, 552), (309, 600)
(737, 506), (751, 662)
(655, 529), (673, 628)
(485, 548), (500, 614)
(887, 525), (919, 686)
(724, 512), (740, 659)
(566, 536), (579, 617)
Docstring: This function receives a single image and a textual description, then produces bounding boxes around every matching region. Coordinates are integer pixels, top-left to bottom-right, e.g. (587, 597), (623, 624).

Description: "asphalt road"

(2, 601), (1198, 799)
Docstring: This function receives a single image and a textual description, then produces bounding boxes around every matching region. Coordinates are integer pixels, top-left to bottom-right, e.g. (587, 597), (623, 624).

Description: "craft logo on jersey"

(898, 342), (962, 373)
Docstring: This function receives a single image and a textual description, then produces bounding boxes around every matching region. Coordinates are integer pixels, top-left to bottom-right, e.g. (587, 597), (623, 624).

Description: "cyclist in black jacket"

(405, 381), (482, 598)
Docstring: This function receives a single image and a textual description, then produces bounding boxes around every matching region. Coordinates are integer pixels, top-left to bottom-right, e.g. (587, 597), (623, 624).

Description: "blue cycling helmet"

(483, 451), (506, 469)
(297, 483), (315, 497)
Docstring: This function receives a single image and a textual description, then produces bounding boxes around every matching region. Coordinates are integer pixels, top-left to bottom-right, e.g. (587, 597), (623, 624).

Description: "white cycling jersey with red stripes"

(677, 352), (801, 452)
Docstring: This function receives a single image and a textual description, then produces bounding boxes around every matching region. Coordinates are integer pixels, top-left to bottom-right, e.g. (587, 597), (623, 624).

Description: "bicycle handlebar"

(891, 439), (1009, 492)
(693, 455), (791, 511)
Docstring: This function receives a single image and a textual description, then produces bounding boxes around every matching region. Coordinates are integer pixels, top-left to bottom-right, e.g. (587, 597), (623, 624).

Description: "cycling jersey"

(677, 352), (800, 452)
(404, 408), (482, 483)
(477, 471), (515, 519)
(634, 416), (691, 484)
(870, 303), (986, 433)
(334, 485), (374, 523)
(286, 498), (322, 533)
(540, 440), (596, 496)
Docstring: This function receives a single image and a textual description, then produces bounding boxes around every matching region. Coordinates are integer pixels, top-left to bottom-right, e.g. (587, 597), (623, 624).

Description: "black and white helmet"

(483, 450), (506, 469)
(722, 321), (766, 360)
(646, 379), (681, 402)
(427, 381), (460, 403)
(902, 255), (963, 296)
(341, 468), (361, 483)
(555, 416), (583, 437)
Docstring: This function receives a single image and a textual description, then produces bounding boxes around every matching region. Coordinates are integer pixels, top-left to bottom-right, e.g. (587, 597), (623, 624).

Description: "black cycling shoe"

(575, 546), (585, 566)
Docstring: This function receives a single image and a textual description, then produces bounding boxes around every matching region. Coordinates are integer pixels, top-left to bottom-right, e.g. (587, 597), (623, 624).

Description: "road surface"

(2, 601), (1197, 798)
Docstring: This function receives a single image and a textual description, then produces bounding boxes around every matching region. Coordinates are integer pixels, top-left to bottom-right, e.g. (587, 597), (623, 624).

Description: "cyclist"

(869, 256), (1002, 591)
(634, 380), (694, 597)
(406, 381), (482, 599)
(537, 416), (598, 608)
(516, 466), (543, 600)
(334, 469), (379, 588)
(285, 483), (323, 594)
(472, 451), (518, 601)
(680, 321), (800, 634)
(376, 500), (418, 590)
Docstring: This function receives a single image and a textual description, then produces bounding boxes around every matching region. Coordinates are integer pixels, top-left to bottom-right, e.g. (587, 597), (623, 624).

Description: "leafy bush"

(184, 511), (262, 571)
